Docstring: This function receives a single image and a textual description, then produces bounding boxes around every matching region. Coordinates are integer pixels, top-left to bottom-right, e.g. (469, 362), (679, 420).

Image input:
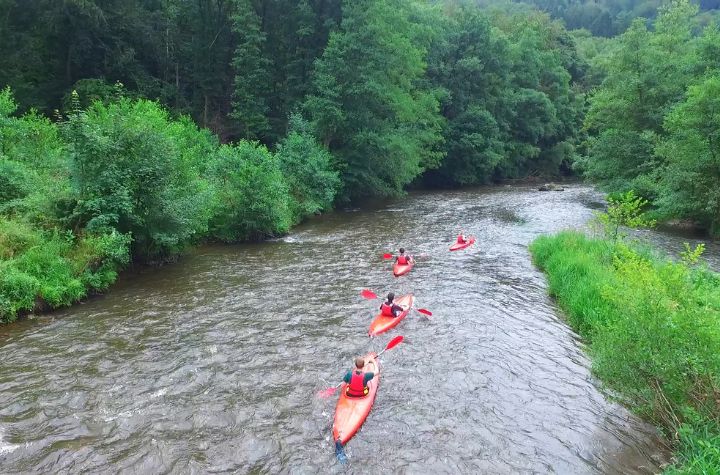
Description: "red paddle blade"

(385, 335), (404, 351)
(361, 289), (378, 299)
(317, 386), (339, 399)
(417, 308), (432, 316)
(382, 253), (393, 259)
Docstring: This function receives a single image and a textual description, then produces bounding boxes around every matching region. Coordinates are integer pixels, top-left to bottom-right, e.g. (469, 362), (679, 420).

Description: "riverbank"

(530, 231), (720, 473)
(0, 91), (340, 323)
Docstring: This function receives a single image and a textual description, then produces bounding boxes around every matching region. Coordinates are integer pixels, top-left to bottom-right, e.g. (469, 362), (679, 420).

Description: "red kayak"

(450, 236), (475, 251)
(368, 294), (414, 336)
(332, 353), (379, 446)
(393, 260), (414, 276)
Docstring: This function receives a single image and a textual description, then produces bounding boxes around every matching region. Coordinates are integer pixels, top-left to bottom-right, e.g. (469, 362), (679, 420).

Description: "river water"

(2, 184), (716, 474)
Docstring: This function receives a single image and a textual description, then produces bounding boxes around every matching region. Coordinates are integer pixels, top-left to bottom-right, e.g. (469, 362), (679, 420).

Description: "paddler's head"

(386, 292), (395, 302)
(354, 357), (365, 369)
(399, 248), (405, 254)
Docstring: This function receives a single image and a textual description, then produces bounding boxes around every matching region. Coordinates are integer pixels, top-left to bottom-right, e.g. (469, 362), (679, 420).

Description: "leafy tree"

(424, 8), (510, 185)
(305, 0), (444, 200)
(580, 0), (699, 194)
(276, 114), (341, 223)
(656, 76), (720, 234)
(230, 0), (271, 140)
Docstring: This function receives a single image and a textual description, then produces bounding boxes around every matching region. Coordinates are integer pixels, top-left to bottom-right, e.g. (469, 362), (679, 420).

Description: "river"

(2, 184), (716, 473)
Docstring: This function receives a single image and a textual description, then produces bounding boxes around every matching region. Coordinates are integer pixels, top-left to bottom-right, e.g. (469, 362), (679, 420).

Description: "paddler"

(457, 232), (468, 244)
(380, 292), (404, 318)
(395, 248), (414, 265)
(344, 357), (375, 397)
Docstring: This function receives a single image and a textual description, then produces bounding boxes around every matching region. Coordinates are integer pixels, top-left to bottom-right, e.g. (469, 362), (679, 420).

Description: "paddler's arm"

(363, 372), (375, 384)
(343, 371), (352, 383)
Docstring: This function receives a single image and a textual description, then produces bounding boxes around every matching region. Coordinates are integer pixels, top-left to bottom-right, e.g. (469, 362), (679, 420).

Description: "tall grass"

(0, 217), (131, 322)
(530, 231), (720, 473)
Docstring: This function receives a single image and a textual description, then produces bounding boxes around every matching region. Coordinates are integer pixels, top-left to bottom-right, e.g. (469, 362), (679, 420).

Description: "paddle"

(360, 289), (432, 317)
(316, 335), (404, 399)
(382, 253), (393, 259)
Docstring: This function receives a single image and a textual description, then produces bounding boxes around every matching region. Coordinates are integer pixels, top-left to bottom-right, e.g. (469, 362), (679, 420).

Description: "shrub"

(64, 98), (213, 261)
(209, 141), (292, 242)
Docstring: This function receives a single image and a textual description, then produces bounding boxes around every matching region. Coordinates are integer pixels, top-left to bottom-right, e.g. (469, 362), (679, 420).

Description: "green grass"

(530, 231), (720, 473)
(0, 217), (130, 322)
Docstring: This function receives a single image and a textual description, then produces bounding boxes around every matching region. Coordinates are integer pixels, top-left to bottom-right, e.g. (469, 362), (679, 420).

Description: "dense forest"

(1, 0), (719, 310)
(504, 0), (720, 36)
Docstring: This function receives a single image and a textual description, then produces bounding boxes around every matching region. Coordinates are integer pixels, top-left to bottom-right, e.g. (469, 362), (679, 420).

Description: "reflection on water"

(1, 185), (703, 473)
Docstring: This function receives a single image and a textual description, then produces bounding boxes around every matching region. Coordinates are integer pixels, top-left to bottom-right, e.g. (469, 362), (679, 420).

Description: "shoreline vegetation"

(530, 198), (720, 472)
(3, 0), (720, 325)
(1, 0), (588, 323)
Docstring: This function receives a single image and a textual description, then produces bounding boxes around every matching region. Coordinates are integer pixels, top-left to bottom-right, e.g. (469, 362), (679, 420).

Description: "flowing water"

(3, 184), (716, 474)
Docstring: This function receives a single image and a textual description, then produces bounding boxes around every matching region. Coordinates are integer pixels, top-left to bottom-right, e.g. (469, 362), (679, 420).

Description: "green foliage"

(0, 265), (40, 322)
(425, 8), (584, 185)
(209, 141), (292, 242)
(581, 0), (720, 235)
(530, 231), (720, 473)
(64, 98), (213, 261)
(656, 75), (720, 235)
(230, 0), (271, 140)
(305, 0), (444, 200)
(594, 190), (656, 240)
(276, 114), (341, 223)
(424, 8), (509, 185)
(0, 221), (131, 322)
(0, 217), (42, 260)
(669, 417), (720, 473)
(0, 158), (31, 205)
(680, 242), (705, 266)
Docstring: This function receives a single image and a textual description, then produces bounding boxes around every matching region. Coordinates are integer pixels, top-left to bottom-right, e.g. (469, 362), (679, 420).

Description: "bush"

(209, 141), (292, 242)
(0, 217), (42, 259)
(0, 265), (40, 322)
(70, 231), (132, 291)
(0, 226), (131, 321)
(64, 98), (213, 261)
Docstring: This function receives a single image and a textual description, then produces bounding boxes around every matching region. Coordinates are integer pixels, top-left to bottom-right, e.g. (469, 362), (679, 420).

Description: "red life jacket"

(397, 255), (409, 265)
(346, 371), (369, 397)
(457, 235), (466, 244)
(380, 302), (395, 317)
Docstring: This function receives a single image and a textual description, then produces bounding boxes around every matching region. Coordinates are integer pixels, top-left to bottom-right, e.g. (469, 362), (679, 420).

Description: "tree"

(276, 114), (341, 223)
(230, 0), (271, 140)
(424, 8), (511, 185)
(304, 0), (444, 200)
(64, 98), (213, 261)
(656, 76), (720, 235)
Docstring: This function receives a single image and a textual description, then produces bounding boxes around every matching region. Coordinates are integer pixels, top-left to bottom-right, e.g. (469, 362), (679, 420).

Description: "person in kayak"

(395, 248), (414, 265)
(344, 357), (375, 397)
(457, 232), (468, 244)
(380, 292), (404, 318)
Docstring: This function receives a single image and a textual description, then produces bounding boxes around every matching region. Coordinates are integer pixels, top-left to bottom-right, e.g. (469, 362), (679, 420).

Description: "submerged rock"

(538, 183), (565, 191)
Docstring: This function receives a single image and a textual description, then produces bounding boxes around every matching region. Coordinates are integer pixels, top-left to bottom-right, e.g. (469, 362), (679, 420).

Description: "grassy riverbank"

(530, 231), (720, 473)
(0, 89), (339, 322)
